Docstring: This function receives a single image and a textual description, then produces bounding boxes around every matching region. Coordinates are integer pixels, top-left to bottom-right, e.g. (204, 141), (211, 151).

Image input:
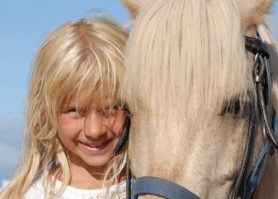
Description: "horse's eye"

(221, 99), (241, 116)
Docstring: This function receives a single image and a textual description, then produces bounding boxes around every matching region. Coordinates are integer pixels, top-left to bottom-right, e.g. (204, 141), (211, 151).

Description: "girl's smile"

(78, 139), (113, 154)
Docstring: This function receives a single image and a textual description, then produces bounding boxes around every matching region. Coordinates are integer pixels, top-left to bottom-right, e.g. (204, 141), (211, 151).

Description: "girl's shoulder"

(25, 177), (126, 199)
(60, 180), (126, 199)
(24, 177), (45, 199)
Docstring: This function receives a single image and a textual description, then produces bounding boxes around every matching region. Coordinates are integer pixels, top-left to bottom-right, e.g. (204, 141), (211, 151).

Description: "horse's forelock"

(122, 0), (253, 124)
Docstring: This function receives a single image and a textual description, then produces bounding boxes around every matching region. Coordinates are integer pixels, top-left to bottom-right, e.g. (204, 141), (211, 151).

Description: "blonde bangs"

(54, 48), (122, 114)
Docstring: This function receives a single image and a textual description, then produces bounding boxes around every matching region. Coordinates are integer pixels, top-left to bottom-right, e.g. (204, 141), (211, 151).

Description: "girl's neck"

(69, 162), (110, 189)
(67, 161), (126, 189)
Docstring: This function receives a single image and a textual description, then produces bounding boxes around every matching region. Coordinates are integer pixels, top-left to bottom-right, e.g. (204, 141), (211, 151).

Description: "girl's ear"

(121, 0), (149, 18)
(234, 0), (273, 31)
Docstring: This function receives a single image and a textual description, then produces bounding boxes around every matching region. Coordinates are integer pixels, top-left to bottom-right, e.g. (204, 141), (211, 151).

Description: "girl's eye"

(102, 106), (120, 117)
(102, 108), (115, 117)
(65, 107), (87, 117)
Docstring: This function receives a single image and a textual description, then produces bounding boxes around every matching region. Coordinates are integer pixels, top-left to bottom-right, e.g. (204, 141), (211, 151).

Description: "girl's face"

(58, 99), (127, 174)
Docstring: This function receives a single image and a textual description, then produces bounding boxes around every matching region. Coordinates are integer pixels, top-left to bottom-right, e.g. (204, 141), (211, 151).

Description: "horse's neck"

(253, 152), (278, 198)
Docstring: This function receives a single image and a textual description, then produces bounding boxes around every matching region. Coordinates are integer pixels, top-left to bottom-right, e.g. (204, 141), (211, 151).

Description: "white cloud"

(0, 142), (20, 183)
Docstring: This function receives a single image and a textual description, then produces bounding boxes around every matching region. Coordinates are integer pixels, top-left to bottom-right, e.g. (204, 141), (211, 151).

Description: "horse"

(120, 0), (278, 198)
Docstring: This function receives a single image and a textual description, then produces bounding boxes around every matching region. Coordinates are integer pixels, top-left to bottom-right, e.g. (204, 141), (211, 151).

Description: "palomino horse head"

(121, 0), (278, 198)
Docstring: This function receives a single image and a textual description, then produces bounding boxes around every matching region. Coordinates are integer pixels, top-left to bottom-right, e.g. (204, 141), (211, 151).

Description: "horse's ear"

(234, 0), (273, 31)
(121, 0), (149, 18)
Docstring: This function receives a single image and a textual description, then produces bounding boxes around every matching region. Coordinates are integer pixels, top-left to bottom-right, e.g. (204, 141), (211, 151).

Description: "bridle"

(229, 34), (278, 199)
(115, 33), (278, 199)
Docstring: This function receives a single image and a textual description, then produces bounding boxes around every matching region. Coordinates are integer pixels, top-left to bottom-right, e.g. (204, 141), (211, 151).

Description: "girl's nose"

(84, 111), (107, 138)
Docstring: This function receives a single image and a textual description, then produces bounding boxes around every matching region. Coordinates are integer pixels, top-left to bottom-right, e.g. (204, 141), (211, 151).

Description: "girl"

(0, 17), (129, 198)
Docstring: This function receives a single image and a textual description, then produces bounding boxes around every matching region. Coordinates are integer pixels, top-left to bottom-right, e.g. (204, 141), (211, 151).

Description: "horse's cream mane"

(122, 0), (253, 124)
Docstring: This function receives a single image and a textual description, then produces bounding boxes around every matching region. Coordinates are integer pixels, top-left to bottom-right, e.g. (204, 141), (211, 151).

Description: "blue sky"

(0, 0), (277, 184)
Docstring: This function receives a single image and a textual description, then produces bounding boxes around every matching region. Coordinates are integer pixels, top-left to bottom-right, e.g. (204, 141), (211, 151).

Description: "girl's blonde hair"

(0, 17), (128, 198)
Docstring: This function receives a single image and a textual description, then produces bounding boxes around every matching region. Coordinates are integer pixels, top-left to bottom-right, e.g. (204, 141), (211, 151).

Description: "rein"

(119, 34), (278, 199)
(230, 35), (278, 199)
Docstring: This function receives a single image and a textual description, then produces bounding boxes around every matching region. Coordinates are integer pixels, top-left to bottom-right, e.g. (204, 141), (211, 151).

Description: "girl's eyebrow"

(60, 107), (76, 113)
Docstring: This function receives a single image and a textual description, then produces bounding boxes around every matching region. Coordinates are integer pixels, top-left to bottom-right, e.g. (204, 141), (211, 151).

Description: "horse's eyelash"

(220, 99), (242, 116)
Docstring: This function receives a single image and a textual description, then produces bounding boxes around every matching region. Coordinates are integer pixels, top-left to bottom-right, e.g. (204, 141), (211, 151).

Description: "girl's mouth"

(78, 139), (112, 153)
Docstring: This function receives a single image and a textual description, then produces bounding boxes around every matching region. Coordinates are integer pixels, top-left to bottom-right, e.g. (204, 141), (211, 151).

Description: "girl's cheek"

(112, 117), (127, 135)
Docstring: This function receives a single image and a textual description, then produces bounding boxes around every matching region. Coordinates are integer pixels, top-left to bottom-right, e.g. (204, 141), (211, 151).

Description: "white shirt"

(24, 177), (126, 199)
